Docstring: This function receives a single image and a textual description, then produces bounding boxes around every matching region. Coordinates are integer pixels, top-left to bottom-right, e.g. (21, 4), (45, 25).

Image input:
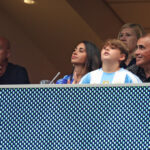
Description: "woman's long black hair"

(70, 40), (101, 80)
(83, 40), (101, 72)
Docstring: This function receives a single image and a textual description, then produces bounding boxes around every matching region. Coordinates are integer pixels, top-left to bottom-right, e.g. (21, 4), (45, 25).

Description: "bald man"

(128, 33), (150, 82)
(0, 36), (30, 84)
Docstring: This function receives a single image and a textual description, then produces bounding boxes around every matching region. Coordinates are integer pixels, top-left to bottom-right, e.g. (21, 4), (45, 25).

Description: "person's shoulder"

(79, 68), (101, 84)
(83, 68), (101, 78)
(62, 74), (72, 80)
(127, 64), (139, 73)
(127, 64), (138, 69)
(121, 68), (138, 75)
(7, 62), (30, 84)
(8, 62), (27, 71)
(56, 74), (72, 84)
(121, 68), (142, 83)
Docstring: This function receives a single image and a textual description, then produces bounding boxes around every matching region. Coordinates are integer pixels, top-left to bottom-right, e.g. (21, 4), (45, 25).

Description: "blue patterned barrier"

(0, 84), (149, 149)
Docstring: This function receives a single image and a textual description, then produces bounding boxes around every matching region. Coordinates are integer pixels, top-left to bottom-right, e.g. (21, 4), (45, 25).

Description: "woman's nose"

(73, 50), (78, 55)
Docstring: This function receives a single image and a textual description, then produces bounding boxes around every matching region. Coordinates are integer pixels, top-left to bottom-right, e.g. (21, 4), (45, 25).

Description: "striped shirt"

(79, 68), (142, 84)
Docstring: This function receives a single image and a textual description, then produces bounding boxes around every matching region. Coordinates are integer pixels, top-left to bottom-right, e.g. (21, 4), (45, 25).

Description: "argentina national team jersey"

(79, 68), (142, 84)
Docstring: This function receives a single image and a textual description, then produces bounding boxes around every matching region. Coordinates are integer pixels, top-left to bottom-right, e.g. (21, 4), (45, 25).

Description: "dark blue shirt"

(0, 63), (30, 84)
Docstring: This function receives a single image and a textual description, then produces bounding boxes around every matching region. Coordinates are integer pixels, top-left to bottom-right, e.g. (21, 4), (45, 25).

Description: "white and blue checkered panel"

(1, 86), (149, 149)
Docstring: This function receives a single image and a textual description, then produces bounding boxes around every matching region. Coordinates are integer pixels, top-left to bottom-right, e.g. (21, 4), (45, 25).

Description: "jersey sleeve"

(124, 73), (142, 83)
(56, 75), (70, 84)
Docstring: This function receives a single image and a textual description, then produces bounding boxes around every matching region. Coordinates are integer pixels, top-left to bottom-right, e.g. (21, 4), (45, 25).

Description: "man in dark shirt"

(0, 36), (30, 84)
(128, 33), (150, 82)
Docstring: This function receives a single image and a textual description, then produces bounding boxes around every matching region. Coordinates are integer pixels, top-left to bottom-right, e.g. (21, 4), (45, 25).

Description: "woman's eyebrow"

(79, 47), (84, 50)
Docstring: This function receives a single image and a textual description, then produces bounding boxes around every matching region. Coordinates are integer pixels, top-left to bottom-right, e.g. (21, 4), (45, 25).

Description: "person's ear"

(119, 53), (125, 61)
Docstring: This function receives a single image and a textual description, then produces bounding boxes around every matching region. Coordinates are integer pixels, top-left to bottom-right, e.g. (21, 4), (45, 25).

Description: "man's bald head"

(0, 37), (10, 50)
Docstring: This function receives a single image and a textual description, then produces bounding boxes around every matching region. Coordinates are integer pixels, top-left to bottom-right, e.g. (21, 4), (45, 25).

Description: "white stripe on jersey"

(79, 68), (142, 84)
(90, 69), (103, 84)
(112, 69), (126, 83)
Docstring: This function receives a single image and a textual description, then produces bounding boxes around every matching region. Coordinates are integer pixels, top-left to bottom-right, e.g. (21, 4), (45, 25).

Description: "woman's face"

(119, 28), (138, 53)
(71, 43), (87, 65)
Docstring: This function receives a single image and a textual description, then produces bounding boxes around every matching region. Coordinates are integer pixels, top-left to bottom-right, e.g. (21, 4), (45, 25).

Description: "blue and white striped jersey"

(79, 68), (142, 84)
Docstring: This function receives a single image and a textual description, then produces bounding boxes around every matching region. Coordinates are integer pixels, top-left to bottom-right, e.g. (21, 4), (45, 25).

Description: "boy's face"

(101, 45), (125, 63)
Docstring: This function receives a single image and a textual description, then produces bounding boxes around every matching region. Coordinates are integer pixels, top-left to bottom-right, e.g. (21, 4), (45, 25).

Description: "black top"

(121, 58), (136, 69)
(127, 64), (150, 82)
(0, 63), (30, 84)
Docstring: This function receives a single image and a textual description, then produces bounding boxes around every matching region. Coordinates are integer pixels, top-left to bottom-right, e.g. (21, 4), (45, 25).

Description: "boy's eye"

(111, 46), (116, 49)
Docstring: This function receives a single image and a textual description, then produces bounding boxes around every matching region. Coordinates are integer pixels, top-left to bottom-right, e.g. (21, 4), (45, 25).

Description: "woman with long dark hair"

(56, 41), (101, 84)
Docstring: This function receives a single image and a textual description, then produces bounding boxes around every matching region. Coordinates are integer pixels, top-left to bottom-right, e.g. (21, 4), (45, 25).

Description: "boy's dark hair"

(103, 39), (129, 66)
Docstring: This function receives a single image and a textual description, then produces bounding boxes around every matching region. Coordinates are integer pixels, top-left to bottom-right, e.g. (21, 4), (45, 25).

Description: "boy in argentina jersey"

(80, 39), (142, 84)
